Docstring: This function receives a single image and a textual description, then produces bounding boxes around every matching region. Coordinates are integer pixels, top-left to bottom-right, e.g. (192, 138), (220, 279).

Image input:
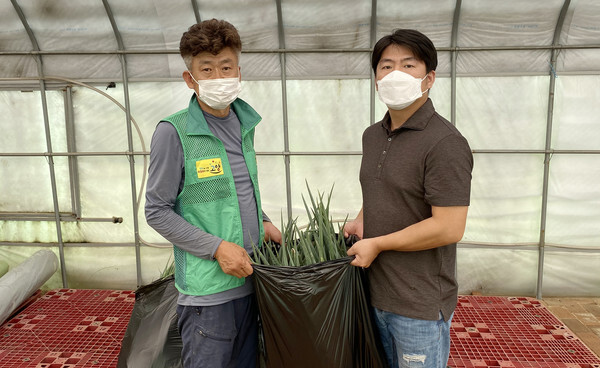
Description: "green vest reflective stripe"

(163, 95), (264, 296)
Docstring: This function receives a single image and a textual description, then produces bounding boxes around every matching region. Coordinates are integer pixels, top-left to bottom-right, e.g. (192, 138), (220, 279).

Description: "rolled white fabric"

(0, 250), (59, 325)
(0, 261), (8, 277)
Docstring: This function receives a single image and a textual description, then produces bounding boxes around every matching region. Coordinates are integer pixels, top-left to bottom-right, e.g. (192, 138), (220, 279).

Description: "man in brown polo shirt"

(345, 29), (473, 368)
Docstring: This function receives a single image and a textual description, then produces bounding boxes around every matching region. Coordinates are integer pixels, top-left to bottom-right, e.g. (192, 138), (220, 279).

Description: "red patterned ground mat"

(0, 292), (599, 367)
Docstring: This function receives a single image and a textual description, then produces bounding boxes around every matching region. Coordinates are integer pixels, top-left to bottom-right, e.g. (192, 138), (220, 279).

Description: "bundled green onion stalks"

(252, 183), (349, 267)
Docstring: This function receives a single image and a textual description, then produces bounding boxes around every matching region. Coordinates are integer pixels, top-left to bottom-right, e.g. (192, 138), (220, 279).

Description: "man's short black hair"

(372, 29), (438, 74)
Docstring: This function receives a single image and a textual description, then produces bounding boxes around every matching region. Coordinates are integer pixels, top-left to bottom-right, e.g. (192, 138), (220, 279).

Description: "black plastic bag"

(253, 257), (388, 368)
(117, 275), (183, 368)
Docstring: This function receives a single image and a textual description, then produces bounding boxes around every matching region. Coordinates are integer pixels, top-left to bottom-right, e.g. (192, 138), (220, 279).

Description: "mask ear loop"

(421, 72), (431, 95)
(187, 71), (203, 102)
(188, 71), (199, 85)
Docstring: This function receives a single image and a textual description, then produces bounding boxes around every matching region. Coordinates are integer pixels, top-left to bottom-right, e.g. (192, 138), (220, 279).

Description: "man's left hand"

(263, 221), (282, 244)
(347, 238), (380, 268)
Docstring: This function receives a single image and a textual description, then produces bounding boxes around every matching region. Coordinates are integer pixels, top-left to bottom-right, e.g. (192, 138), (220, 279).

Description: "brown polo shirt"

(360, 98), (473, 321)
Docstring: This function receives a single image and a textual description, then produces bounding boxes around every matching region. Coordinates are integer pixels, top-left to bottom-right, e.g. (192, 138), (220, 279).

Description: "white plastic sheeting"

(1, 0), (598, 79)
(0, 250), (58, 325)
(0, 0), (599, 296)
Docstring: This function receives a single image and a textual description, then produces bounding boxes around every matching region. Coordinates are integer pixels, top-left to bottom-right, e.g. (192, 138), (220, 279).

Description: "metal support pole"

(2, 148), (600, 159)
(11, 0), (69, 287)
(450, 0), (462, 126)
(64, 86), (82, 218)
(369, 0), (377, 126)
(450, 0), (462, 280)
(103, 0), (143, 287)
(39, 74), (68, 287)
(275, 0), (293, 221)
(536, 0), (571, 300)
(3, 44), (600, 57)
(120, 56), (143, 287)
(191, 0), (201, 24)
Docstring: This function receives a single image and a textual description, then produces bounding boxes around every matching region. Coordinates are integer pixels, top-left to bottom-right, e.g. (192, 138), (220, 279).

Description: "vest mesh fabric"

(169, 111), (240, 294)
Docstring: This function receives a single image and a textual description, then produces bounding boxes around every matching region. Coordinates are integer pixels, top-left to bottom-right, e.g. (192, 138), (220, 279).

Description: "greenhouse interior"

(1, 0), (600, 367)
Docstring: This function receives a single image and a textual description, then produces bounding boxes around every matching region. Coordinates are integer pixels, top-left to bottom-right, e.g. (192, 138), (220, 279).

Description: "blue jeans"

(373, 308), (452, 368)
(176, 295), (258, 368)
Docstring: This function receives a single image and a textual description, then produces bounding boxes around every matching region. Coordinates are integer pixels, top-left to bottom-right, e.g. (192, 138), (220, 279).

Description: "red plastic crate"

(2, 292), (600, 367)
(0, 289), (134, 368)
(448, 296), (600, 368)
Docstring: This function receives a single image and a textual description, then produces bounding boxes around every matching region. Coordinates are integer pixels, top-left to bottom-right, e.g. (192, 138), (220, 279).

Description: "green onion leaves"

(253, 183), (348, 267)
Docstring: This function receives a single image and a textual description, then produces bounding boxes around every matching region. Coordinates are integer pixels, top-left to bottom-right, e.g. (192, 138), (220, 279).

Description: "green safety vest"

(163, 95), (265, 296)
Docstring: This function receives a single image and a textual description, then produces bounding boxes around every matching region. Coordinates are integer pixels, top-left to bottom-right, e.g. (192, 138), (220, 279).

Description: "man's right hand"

(214, 240), (253, 278)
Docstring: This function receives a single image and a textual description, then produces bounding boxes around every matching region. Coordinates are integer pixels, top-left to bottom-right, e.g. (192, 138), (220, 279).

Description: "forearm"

(354, 207), (364, 222)
(374, 218), (459, 252)
(373, 206), (468, 253)
(146, 205), (222, 259)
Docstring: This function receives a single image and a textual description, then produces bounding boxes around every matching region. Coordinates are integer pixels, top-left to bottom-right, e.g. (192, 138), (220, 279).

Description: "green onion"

(253, 183), (348, 267)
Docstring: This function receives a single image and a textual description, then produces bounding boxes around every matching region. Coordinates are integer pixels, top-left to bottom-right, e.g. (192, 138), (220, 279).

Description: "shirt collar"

(380, 98), (435, 134)
(185, 94), (262, 136)
(186, 94), (212, 135)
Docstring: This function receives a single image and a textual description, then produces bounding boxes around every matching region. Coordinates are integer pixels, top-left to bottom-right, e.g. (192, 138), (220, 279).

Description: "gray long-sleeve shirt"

(145, 106), (269, 306)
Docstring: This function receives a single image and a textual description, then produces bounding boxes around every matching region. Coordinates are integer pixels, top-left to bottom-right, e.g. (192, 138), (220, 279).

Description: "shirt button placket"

(376, 136), (393, 178)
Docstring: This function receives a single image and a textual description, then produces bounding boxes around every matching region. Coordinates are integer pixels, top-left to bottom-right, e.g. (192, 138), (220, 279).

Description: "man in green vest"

(145, 19), (281, 368)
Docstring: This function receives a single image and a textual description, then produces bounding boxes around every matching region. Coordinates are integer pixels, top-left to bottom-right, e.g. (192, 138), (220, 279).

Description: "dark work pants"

(176, 294), (258, 368)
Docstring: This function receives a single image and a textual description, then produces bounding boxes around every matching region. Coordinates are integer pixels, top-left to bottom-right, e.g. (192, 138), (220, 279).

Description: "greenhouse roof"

(2, 0), (600, 81)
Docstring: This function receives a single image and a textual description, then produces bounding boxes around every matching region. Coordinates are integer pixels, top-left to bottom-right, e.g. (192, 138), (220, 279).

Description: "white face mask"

(188, 72), (242, 110)
(376, 70), (429, 110)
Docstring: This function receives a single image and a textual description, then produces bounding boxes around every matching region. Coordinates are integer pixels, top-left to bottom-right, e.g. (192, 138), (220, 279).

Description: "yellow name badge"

(196, 158), (224, 178)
